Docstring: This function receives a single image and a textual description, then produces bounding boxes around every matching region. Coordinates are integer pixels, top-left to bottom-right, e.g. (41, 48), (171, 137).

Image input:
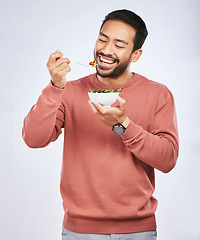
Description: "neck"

(97, 70), (134, 85)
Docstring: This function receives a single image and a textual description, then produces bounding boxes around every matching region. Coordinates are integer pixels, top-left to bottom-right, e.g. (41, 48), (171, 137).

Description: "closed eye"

(99, 39), (107, 43)
(115, 45), (125, 49)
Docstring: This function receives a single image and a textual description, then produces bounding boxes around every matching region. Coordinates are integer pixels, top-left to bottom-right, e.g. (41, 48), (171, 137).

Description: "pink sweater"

(22, 73), (179, 234)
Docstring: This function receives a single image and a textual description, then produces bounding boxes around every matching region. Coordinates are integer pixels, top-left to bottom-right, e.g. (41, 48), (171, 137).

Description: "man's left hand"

(88, 96), (127, 127)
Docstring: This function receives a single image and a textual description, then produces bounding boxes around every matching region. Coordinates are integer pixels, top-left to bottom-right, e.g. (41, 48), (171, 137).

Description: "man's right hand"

(47, 50), (71, 89)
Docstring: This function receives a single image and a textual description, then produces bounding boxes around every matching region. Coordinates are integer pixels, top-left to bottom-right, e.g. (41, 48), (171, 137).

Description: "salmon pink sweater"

(22, 73), (179, 234)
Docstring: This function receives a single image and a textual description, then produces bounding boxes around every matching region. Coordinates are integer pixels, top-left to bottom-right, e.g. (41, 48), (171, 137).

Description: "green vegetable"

(89, 88), (122, 93)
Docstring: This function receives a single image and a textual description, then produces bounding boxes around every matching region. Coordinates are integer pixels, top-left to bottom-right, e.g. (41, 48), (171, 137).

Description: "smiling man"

(95, 20), (139, 82)
(22, 9), (179, 240)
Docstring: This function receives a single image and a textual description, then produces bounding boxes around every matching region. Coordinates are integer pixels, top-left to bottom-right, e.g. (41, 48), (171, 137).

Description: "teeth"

(100, 56), (114, 64)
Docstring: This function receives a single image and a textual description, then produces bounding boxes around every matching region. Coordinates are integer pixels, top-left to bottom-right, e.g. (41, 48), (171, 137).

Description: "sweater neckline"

(91, 72), (139, 89)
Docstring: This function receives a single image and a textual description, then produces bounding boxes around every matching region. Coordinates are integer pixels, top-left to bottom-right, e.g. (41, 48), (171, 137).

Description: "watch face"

(112, 124), (126, 135)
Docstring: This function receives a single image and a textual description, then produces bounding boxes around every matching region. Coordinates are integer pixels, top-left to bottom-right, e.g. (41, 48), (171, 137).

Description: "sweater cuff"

(42, 81), (66, 101)
(121, 120), (143, 141)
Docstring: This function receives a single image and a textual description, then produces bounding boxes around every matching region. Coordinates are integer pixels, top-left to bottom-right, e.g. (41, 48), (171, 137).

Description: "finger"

(57, 63), (70, 72)
(94, 102), (106, 114)
(88, 100), (98, 114)
(53, 64), (71, 77)
(54, 58), (70, 67)
(117, 96), (126, 110)
(55, 61), (68, 71)
(60, 65), (71, 75)
(47, 50), (64, 66)
(55, 49), (62, 54)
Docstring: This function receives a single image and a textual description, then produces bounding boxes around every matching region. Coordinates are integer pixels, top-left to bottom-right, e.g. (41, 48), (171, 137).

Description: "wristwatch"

(112, 117), (130, 135)
(112, 124), (126, 135)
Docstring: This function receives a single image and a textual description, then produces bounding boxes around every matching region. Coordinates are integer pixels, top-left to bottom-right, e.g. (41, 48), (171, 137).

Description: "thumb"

(55, 49), (62, 53)
(117, 96), (126, 110)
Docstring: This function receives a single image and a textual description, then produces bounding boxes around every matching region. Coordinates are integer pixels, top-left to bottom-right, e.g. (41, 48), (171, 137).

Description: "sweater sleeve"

(22, 82), (65, 148)
(121, 85), (179, 173)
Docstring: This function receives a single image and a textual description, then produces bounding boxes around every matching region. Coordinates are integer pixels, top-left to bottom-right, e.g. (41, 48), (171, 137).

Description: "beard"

(95, 51), (132, 79)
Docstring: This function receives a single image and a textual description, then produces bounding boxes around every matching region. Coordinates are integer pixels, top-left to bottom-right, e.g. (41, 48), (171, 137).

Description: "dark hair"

(100, 9), (148, 52)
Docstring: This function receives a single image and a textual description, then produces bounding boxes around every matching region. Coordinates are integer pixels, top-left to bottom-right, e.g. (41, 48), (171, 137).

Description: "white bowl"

(88, 92), (119, 108)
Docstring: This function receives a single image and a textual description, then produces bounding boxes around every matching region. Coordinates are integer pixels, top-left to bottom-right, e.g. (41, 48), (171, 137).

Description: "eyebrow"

(99, 32), (129, 45)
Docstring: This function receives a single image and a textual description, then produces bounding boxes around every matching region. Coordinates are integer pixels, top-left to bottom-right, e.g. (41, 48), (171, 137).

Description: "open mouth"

(97, 54), (118, 69)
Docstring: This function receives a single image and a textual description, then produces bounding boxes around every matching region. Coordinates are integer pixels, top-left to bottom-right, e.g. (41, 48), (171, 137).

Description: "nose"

(102, 42), (114, 55)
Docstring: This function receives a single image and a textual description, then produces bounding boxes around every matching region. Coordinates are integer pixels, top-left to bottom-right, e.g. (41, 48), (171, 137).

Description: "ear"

(130, 49), (142, 63)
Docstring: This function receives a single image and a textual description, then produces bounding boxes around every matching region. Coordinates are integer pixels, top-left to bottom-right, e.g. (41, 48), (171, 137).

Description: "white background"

(0, 0), (199, 239)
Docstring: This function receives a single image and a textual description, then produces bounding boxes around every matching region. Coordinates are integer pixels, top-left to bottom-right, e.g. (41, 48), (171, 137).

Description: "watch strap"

(121, 117), (130, 128)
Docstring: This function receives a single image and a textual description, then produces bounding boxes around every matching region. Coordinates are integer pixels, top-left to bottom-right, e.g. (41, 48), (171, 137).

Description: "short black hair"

(100, 9), (148, 52)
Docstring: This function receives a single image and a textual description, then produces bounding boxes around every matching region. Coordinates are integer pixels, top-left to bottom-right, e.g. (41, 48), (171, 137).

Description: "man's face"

(94, 20), (136, 79)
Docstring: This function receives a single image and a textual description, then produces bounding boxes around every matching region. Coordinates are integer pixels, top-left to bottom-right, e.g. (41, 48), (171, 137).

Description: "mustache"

(96, 52), (119, 63)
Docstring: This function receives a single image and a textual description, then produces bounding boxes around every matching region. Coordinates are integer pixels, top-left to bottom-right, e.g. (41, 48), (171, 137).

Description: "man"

(22, 9), (179, 240)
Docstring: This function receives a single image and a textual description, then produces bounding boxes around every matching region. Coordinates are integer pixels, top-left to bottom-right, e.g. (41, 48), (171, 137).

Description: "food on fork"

(89, 59), (97, 68)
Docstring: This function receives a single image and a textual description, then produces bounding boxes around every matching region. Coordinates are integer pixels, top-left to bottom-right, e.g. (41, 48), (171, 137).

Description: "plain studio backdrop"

(0, 0), (199, 239)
